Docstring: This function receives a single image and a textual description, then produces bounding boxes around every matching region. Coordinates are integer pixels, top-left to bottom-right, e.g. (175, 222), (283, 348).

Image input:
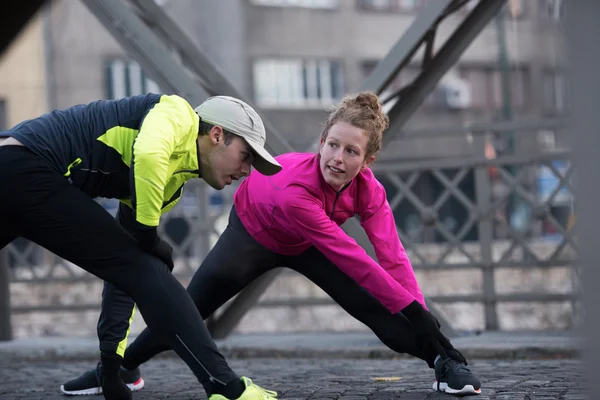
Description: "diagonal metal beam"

(82, 0), (503, 338)
(82, 0), (297, 339)
(107, 3), (296, 320)
(360, 0), (455, 94)
(348, 0), (506, 336)
(383, 0), (507, 145)
(83, 0), (290, 154)
(207, 269), (282, 339)
(294, 0), (505, 338)
(127, 0), (295, 156)
(82, 0), (208, 106)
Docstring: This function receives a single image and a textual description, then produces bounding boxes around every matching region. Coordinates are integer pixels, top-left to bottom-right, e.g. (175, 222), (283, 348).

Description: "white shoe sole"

(433, 380), (482, 395)
(60, 377), (144, 396)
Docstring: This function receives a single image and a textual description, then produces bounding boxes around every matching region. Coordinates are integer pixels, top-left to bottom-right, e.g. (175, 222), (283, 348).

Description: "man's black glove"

(115, 204), (175, 272)
(400, 300), (466, 364)
(133, 225), (174, 272)
(152, 238), (174, 272)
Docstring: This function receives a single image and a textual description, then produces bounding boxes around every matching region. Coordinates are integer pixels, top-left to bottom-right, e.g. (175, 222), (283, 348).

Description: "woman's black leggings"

(122, 203), (439, 370)
(0, 146), (240, 388)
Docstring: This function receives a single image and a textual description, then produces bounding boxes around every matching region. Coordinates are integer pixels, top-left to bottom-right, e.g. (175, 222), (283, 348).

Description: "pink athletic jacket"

(234, 152), (426, 314)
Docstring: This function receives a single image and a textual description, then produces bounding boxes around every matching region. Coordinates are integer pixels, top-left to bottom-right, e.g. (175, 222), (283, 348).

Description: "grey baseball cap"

(194, 95), (282, 176)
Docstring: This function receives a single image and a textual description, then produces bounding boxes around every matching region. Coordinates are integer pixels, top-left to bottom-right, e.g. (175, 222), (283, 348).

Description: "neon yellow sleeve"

(131, 95), (194, 227)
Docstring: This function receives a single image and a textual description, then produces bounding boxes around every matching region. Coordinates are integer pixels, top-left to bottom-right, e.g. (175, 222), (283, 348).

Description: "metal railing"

(0, 121), (579, 336)
(251, 134), (577, 331)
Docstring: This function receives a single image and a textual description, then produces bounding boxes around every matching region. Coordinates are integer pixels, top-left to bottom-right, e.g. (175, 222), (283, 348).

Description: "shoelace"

(247, 378), (278, 399)
(444, 358), (471, 374)
(436, 358), (471, 391)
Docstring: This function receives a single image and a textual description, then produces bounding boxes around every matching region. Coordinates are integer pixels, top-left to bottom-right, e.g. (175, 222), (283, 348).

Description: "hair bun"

(354, 92), (381, 113)
(352, 91), (389, 129)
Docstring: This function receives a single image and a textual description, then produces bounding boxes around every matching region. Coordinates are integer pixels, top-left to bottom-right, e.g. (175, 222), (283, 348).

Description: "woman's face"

(319, 121), (375, 191)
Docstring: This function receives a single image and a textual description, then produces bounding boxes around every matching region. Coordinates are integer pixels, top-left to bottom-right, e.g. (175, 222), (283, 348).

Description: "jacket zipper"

(330, 191), (340, 220)
(160, 170), (199, 208)
(163, 184), (184, 207)
(329, 182), (352, 219)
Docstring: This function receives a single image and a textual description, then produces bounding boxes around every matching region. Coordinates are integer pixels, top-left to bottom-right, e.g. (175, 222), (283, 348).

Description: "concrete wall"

(164, 0), (250, 97)
(46, 0), (124, 108)
(1, 1), (566, 159)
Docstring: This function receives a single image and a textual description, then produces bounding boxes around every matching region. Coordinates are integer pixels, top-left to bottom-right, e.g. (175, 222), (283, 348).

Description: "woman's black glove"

(400, 300), (467, 364)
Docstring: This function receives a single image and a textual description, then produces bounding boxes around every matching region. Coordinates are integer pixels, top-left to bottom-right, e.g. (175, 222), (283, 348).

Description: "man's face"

(202, 127), (254, 190)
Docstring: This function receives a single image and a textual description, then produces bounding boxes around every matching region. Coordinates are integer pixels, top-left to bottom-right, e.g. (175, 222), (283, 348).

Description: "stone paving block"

(0, 358), (584, 399)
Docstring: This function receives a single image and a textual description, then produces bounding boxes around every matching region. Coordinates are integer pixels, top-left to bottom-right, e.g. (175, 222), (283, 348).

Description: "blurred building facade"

(0, 0), (566, 152)
(0, 0), (568, 242)
(0, 1), (576, 336)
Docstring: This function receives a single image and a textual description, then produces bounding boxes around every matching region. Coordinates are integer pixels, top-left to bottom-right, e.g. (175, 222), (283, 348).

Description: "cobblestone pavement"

(0, 358), (584, 400)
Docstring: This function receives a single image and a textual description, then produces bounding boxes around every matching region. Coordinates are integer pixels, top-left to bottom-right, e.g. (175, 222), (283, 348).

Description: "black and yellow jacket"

(1, 93), (200, 228)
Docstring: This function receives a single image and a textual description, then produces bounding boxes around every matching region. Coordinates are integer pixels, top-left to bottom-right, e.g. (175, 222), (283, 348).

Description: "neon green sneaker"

(208, 377), (278, 399)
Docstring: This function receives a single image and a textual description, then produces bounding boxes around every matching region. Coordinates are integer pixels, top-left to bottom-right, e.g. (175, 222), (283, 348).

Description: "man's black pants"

(0, 146), (239, 388)
(97, 203), (149, 357)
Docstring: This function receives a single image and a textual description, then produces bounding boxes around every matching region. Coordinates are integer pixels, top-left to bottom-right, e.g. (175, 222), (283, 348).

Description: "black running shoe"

(60, 361), (144, 396)
(433, 356), (482, 396)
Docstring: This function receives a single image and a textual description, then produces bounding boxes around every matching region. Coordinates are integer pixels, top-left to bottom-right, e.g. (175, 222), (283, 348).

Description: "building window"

(538, 0), (564, 21)
(489, 67), (529, 111)
(105, 59), (161, 100)
(542, 70), (565, 115)
(459, 66), (530, 112)
(356, 0), (423, 12)
(506, 0), (526, 18)
(250, 0), (338, 9)
(253, 59), (344, 108)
